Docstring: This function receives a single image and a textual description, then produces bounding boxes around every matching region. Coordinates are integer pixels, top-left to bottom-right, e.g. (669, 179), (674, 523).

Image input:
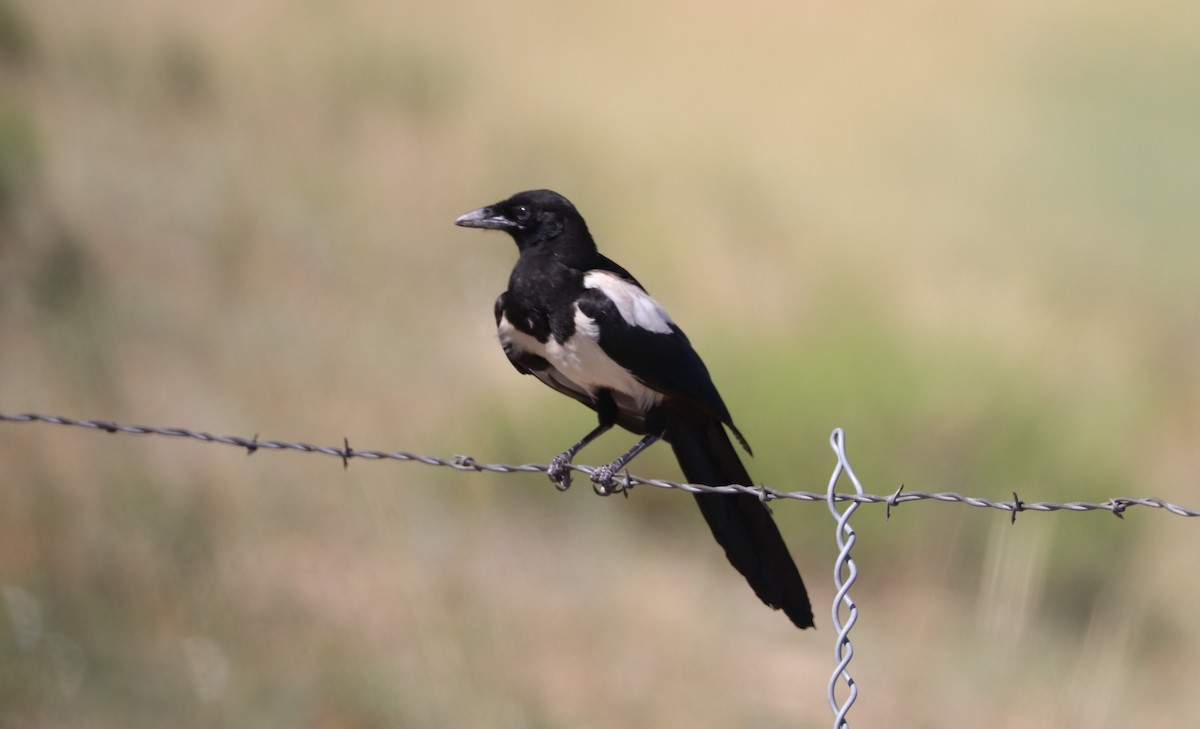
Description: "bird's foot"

(589, 463), (630, 497)
(547, 453), (573, 491)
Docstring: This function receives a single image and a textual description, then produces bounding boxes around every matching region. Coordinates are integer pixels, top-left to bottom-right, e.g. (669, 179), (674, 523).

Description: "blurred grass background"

(1, 0), (1198, 726)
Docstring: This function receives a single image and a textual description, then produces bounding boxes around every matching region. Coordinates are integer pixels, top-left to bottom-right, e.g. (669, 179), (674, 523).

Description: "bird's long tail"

(665, 415), (814, 629)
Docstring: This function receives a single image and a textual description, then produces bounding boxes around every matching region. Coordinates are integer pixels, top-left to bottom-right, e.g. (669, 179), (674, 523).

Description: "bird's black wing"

(573, 274), (750, 451)
(575, 269), (811, 628)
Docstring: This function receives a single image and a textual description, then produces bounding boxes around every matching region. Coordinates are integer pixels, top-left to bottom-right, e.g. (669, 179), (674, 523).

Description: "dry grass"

(1, 0), (1198, 726)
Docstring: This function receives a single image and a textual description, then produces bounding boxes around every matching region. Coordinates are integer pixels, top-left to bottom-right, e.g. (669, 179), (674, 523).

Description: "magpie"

(455, 189), (814, 630)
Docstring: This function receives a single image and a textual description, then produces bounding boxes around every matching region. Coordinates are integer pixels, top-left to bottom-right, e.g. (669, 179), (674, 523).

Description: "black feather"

(665, 412), (814, 629)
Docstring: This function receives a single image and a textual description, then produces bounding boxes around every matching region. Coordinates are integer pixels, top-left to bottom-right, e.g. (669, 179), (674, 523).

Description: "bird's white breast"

(498, 307), (663, 413)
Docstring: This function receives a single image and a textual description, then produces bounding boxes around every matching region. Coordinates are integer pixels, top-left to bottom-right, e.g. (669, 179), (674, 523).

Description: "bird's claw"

(590, 463), (624, 496)
(548, 454), (573, 491)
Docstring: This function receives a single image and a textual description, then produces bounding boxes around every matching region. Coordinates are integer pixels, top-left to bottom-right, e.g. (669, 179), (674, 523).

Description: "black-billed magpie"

(455, 189), (813, 629)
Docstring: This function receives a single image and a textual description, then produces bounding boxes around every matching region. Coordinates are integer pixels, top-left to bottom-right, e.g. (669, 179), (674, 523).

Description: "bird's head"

(454, 189), (592, 254)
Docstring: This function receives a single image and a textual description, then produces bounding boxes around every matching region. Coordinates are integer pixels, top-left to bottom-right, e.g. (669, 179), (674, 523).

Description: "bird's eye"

(512, 205), (533, 223)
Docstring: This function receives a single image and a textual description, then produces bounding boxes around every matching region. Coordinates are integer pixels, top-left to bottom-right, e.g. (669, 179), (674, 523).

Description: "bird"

(454, 189), (813, 630)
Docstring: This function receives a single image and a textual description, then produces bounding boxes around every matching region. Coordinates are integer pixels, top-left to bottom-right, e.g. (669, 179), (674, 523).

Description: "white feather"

(582, 270), (674, 335)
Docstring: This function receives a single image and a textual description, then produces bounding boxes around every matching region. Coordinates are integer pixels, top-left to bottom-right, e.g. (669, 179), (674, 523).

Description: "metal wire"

(2, 411), (1195, 519)
(4, 409), (1200, 727)
(826, 428), (862, 728)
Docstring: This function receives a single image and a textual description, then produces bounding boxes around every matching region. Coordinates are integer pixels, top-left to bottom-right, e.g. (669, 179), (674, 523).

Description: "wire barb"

(885, 483), (905, 520)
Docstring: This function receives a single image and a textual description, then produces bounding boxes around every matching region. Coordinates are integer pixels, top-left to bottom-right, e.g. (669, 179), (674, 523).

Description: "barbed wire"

(2, 411), (1196, 519)
(4, 409), (1200, 729)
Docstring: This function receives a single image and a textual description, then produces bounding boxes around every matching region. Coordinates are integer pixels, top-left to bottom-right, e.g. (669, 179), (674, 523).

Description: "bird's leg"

(547, 421), (613, 491)
(591, 431), (663, 496)
(549, 392), (621, 491)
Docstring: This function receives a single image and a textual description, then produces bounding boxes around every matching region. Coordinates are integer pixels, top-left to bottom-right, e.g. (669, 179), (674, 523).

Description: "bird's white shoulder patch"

(582, 270), (674, 335)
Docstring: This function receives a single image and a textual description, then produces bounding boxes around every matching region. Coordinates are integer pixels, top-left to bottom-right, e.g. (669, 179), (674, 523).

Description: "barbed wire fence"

(3, 410), (1198, 728)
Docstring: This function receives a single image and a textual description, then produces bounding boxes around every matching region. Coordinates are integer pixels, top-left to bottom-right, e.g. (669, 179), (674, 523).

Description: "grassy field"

(2, 0), (1198, 726)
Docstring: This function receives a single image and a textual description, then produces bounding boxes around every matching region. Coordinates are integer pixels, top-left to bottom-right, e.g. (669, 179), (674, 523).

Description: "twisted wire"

(826, 428), (862, 728)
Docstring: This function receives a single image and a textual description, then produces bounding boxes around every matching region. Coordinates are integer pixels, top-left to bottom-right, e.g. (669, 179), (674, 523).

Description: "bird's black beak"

(454, 206), (517, 230)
